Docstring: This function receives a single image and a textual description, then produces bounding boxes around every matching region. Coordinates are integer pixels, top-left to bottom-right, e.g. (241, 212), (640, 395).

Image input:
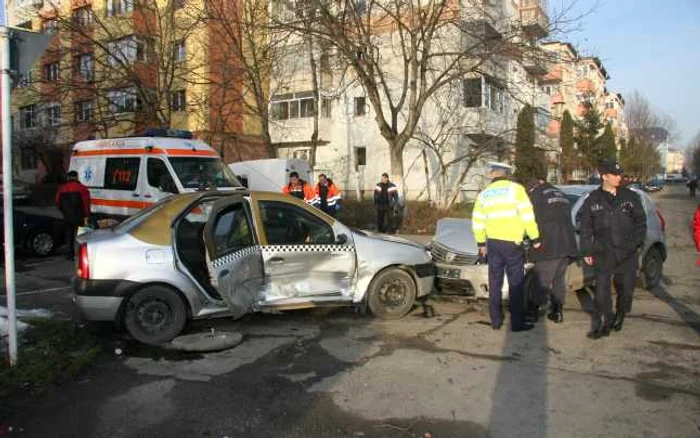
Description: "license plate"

(437, 267), (461, 279)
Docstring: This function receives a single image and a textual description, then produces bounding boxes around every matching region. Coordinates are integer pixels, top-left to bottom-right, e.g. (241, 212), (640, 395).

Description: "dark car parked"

(0, 206), (68, 257)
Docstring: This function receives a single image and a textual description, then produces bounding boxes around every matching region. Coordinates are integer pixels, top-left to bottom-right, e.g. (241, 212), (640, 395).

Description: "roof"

(541, 41), (580, 59)
(72, 136), (219, 157)
(581, 56), (610, 80)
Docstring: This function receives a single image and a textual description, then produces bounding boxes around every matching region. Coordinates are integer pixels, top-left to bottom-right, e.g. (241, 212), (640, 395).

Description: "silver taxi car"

(74, 191), (435, 344)
(431, 185), (666, 298)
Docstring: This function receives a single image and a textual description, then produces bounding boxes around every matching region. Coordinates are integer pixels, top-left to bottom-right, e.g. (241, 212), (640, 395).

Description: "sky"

(2, 1), (698, 147)
(553, 0), (700, 148)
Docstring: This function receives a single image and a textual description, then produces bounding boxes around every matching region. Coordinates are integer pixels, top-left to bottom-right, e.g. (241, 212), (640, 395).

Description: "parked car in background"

(0, 206), (68, 257)
(74, 190), (435, 345)
(431, 185), (666, 298)
(0, 176), (32, 203)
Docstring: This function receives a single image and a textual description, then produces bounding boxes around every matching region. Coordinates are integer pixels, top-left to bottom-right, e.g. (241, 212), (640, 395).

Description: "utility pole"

(1, 26), (18, 365)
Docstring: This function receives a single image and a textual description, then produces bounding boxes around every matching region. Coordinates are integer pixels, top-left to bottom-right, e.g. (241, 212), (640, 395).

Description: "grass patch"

(0, 319), (102, 394)
(339, 200), (473, 234)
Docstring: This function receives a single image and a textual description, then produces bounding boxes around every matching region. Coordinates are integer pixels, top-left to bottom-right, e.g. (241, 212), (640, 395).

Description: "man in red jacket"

(55, 170), (91, 260)
(694, 203), (700, 266)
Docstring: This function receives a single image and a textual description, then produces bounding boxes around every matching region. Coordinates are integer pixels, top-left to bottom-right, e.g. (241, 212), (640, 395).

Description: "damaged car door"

(203, 197), (264, 319)
(256, 199), (356, 303)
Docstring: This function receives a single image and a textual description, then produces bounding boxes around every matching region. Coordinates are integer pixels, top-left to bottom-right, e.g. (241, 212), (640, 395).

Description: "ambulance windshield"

(168, 157), (241, 189)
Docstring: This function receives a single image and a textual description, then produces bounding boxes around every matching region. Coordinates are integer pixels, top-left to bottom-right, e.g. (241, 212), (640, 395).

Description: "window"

(354, 96), (366, 116)
(270, 92), (324, 120)
(106, 0), (134, 17)
(299, 97), (315, 117)
(605, 101), (614, 109)
(73, 7), (94, 27)
(46, 103), (61, 126)
(75, 54), (94, 81)
(320, 98), (331, 118)
(44, 62), (60, 82)
(463, 78), (481, 108)
(536, 108), (549, 131)
(104, 157), (140, 190)
(107, 36), (148, 66)
(355, 146), (366, 170)
(463, 77), (504, 113)
(170, 90), (186, 112)
(75, 100), (94, 122)
(19, 105), (37, 129)
(108, 89), (141, 113)
(42, 18), (58, 34)
(172, 40), (186, 62)
(16, 71), (33, 88)
(212, 204), (255, 257)
(147, 158), (177, 193)
(259, 201), (334, 245)
(20, 147), (37, 170)
(271, 101), (289, 120)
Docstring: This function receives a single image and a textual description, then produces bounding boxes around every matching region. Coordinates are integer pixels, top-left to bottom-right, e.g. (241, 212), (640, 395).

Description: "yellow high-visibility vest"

(472, 179), (540, 245)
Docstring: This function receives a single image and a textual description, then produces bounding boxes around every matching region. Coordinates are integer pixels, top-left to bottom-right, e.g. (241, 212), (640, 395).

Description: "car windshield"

(168, 158), (241, 189)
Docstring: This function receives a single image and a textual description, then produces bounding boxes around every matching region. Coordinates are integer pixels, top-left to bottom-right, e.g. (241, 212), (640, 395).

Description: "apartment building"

(268, 0), (553, 201)
(6, 0), (265, 181)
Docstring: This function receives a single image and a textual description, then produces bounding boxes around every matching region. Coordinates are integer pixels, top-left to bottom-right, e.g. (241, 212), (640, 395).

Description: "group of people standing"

(282, 171), (402, 233)
(472, 160), (647, 338)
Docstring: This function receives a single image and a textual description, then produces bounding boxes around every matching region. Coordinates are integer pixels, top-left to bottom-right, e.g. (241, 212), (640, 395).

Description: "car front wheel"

(123, 285), (187, 345)
(642, 247), (663, 290)
(367, 268), (417, 319)
(27, 231), (55, 256)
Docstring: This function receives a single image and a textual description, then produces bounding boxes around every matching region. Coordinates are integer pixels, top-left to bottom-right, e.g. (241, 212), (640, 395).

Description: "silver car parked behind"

(74, 191), (435, 345)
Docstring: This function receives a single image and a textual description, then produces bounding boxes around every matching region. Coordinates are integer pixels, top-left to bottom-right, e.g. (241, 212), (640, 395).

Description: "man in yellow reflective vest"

(472, 163), (541, 332)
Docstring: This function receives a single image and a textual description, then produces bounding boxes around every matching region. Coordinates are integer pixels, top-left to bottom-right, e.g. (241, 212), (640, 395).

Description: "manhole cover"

(169, 331), (243, 352)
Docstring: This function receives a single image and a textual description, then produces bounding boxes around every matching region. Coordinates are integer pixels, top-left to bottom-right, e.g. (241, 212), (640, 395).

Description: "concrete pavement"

(1, 185), (699, 437)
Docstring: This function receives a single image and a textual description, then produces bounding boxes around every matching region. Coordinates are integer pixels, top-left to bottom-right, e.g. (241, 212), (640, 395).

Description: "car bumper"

(435, 261), (491, 298)
(73, 278), (140, 321)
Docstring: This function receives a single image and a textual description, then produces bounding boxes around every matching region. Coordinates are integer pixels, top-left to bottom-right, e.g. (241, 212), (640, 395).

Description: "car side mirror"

(336, 233), (348, 245)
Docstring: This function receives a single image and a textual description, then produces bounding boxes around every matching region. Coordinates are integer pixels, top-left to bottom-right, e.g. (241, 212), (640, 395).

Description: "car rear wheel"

(27, 231), (55, 257)
(367, 268), (416, 319)
(642, 247), (663, 290)
(123, 286), (187, 345)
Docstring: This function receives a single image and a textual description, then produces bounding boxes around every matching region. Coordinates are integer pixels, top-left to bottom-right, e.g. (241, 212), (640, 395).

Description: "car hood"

(351, 229), (426, 249)
(433, 218), (478, 254)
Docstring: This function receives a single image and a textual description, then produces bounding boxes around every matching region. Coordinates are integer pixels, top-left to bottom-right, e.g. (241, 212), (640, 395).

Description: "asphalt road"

(1, 184), (699, 437)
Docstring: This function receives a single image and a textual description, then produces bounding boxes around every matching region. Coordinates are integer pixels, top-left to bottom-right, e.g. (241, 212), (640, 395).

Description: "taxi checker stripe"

(262, 245), (354, 253)
(211, 246), (262, 268)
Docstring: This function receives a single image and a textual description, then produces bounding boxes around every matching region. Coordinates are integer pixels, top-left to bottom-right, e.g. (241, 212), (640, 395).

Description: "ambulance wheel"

(123, 286), (187, 345)
(367, 268), (416, 319)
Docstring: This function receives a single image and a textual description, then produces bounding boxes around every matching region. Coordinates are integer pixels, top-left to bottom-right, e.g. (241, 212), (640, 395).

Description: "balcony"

(270, 117), (333, 146)
(520, 0), (549, 38)
(463, 108), (509, 144)
(542, 66), (563, 82)
(522, 54), (547, 76)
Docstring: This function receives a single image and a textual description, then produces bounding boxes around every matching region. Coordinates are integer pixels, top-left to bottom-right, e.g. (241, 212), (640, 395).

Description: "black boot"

(587, 317), (611, 340)
(547, 303), (564, 323)
(613, 312), (626, 332)
(525, 304), (540, 323)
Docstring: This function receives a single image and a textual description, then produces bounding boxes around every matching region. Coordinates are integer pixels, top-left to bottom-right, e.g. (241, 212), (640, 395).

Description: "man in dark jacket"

(374, 173), (399, 233)
(579, 160), (647, 339)
(55, 170), (91, 260)
(526, 177), (578, 323)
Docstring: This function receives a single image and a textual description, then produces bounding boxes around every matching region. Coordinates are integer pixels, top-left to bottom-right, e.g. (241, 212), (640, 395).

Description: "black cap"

(289, 171), (299, 178)
(598, 160), (623, 176)
(67, 170), (79, 178)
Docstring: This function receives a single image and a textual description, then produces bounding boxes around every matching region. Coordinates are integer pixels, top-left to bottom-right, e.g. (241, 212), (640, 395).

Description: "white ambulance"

(69, 129), (243, 219)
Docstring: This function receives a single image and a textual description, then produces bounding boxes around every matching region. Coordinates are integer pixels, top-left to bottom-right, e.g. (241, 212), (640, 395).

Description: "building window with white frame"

(44, 61), (60, 82)
(108, 89), (141, 114)
(73, 6), (94, 27)
(75, 100), (94, 122)
(19, 105), (37, 130)
(107, 36), (148, 66)
(354, 96), (366, 116)
(170, 90), (187, 112)
(46, 103), (62, 127)
(106, 0), (134, 17)
(172, 40), (186, 63)
(463, 76), (505, 114)
(354, 146), (366, 171)
(76, 53), (94, 82)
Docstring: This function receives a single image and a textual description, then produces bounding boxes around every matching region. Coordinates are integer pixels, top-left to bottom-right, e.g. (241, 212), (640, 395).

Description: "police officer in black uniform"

(526, 176), (578, 323)
(579, 160), (647, 339)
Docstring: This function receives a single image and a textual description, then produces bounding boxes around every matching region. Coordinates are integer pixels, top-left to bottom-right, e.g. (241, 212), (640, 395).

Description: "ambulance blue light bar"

(142, 128), (194, 139)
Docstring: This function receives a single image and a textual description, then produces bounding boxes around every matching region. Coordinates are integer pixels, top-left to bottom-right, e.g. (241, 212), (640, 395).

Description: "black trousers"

(487, 239), (526, 330)
(376, 204), (394, 233)
(65, 223), (79, 259)
(690, 188), (696, 199)
(533, 257), (570, 306)
(593, 256), (637, 328)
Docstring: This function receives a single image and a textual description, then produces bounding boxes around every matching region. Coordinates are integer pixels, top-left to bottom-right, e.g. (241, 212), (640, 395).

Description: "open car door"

(203, 196), (263, 319)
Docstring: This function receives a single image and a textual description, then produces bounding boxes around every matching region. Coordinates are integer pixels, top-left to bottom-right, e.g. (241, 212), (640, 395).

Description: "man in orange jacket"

(693, 203), (700, 266)
(315, 174), (341, 217)
(282, 172), (317, 205)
